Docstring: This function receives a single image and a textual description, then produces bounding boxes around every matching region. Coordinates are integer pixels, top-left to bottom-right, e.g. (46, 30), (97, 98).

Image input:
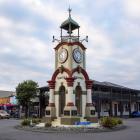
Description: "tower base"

(61, 117), (80, 125)
(85, 117), (98, 123)
(45, 106), (56, 123)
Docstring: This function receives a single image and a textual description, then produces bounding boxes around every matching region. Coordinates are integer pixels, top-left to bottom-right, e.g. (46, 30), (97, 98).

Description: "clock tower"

(46, 9), (97, 125)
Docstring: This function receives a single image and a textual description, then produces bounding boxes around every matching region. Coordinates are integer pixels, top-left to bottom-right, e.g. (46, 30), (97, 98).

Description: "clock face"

(59, 48), (68, 63)
(73, 48), (82, 63)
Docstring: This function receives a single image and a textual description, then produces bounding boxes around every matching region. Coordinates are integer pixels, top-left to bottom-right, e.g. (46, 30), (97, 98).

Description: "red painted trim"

(50, 66), (91, 88)
(47, 81), (55, 89)
(72, 66), (89, 81)
(67, 102), (74, 106)
(54, 42), (86, 51)
(51, 67), (72, 81)
(86, 103), (93, 107)
(86, 80), (93, 89)
(49, 103), (55, 107)
(65, 77), (75, 87)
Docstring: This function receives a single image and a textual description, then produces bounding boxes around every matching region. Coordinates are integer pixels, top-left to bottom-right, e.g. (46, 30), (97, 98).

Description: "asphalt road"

(0, 118), (140, 140)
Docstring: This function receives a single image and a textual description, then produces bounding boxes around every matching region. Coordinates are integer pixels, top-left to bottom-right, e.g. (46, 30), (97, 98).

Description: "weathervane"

(68, 6), (72, 17)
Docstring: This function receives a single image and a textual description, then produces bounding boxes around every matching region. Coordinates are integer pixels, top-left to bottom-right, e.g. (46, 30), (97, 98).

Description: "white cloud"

(123, 0), (140, 19)
(0, 16), (37, 33)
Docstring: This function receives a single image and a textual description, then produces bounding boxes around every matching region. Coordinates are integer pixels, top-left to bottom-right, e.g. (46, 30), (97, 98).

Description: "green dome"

(60, 16), (80, 31)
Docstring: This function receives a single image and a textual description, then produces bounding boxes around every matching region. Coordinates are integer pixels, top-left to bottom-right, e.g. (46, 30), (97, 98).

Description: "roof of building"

(0, 90), (15, 98)
(93, 80), (140, 92)
(38, 80), (140, 93)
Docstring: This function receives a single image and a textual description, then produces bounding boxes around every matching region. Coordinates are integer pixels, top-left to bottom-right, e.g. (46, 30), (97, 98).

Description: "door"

(75, 86), (82, 116)
(114, 104), (118, 116)
(59, 86), (65, 116)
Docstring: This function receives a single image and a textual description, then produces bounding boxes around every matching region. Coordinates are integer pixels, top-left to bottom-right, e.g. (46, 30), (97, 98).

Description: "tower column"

(65, 78), (75, 106)
(45, 81), (56, 122)
(85, 80), (97, 122)
(48, 81), (55, 107)
(86, 80), (93, 106)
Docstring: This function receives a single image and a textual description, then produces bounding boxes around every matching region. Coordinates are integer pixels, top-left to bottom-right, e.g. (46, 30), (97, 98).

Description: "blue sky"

(0, 0), (140, 91)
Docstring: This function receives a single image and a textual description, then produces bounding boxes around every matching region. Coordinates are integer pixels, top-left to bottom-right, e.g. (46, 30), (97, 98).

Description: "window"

(64, 110), (70, 116)
(71, 110), (77, 116)
(125, 104), (129, 112)
(91, 110), (95, 115)
(46, 110), (50, 115)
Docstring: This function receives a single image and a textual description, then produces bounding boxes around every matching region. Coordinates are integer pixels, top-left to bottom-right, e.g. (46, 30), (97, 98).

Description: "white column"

(65, 78), (75, 106)
(82, 95), (86, 117)
(67, 86), (74, 104)
(49, 89), (55, 104)
(47, 81), (55, 107)
(87, 89), (92, 104)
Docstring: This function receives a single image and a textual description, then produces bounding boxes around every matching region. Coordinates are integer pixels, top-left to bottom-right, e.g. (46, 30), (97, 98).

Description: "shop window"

(125, 104), (129, 112)
(139, 104), (140, 111)
(103, 103), (109, 112)
(134, 104), (137, 111)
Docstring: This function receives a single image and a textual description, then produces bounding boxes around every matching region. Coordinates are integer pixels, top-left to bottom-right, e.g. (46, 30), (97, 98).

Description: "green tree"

(16, 80), (38, 118)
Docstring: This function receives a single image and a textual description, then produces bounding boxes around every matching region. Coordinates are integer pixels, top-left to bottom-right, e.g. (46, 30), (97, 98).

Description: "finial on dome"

(68, 6), (72, 18)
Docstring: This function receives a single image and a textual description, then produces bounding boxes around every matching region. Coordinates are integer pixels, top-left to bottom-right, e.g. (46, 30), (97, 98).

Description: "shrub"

(45, 123), (52, 127)
(117, 118), (123, 124)
(32, 118), (41, 124)
(21, 119), (30, 126)
(100, 117), (123, 128)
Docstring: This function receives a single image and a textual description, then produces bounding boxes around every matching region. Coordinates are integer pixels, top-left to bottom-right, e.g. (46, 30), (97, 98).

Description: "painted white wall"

(73, 72), (86, 91)
(55, 72), (68, 91)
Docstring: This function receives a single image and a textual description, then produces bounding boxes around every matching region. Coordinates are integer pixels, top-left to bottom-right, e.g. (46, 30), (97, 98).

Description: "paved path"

(0, 118), (140, 140)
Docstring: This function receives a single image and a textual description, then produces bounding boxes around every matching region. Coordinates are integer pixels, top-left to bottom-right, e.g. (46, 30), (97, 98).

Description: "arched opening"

(75, 85), (82, 116)
(59, 86), (66, 116)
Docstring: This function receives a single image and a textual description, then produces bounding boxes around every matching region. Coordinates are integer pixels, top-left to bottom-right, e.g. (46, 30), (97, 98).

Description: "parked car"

(131, 111), (140, 117)
(0, 110), (10, 119)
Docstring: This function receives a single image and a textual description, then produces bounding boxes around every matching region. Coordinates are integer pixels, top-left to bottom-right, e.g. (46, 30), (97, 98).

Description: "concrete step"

(52, 118), (61, 126)
(80, 118), (87, 122)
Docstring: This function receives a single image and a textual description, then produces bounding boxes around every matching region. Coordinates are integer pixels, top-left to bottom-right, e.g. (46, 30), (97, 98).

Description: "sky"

(0, 0), (140, 91)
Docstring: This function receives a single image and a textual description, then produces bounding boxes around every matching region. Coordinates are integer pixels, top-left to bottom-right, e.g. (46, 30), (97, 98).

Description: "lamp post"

(36, 89), (40, 118)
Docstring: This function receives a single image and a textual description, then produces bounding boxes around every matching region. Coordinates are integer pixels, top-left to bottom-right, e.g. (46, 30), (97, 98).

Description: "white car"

(0, 110), (10, 119)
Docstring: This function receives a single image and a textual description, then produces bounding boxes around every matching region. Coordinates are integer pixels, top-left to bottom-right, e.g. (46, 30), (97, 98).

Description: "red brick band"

(67, 102), (74, 106)
(47, 80), (55, 89)
(86, 103), (93, 107)
(86, 80), (93, 89)
(65, 77), (75, 87)
(49, 103), (55, 107)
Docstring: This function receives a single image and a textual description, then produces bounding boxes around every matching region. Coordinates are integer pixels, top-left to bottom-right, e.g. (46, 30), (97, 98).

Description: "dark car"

(131, 111), (140, 117)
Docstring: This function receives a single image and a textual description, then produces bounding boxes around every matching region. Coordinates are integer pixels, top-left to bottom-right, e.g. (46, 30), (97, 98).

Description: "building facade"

(92, 81), (140, 118)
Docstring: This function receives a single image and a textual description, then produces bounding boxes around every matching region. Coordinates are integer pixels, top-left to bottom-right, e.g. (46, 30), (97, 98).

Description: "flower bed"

(100, 117), (123, 128)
